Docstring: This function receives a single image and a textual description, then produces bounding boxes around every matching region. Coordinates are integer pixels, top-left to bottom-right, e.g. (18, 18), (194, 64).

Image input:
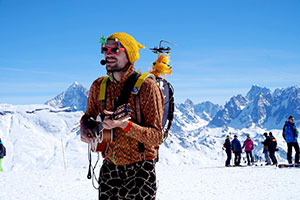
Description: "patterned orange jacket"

(84, 65), (164, 166)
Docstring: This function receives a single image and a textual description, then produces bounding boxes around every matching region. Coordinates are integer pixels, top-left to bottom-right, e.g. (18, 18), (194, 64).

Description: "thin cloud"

(0, 67), (53, 75)
(0, 67), (25, 72)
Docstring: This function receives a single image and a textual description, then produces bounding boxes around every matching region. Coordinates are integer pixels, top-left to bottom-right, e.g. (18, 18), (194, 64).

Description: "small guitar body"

(91, 104), (132, 153)
(91, 129), (113, 152)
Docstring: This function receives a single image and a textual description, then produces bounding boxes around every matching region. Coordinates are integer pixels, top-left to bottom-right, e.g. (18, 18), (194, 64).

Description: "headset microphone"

(100, 59), (106, 65)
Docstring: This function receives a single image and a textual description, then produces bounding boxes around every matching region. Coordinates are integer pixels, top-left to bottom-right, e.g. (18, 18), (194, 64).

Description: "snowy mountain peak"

(273, 88), (284, 98)
(194, 101), (221, 121)
(70, 81), (81, 88)
(226, 94), (248, 108)
(246, 85), (271, 101)
(285, 86), (300, 96)
(45, 82), (88, 112)
(67, 81), (85, 91)
(184, 99), (194, 108)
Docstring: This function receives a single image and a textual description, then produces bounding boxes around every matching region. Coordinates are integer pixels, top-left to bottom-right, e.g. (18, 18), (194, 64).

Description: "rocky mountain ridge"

(46, 83), (300, 130)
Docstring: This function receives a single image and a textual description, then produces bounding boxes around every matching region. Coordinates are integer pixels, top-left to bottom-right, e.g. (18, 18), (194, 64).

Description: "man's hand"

(103, 110), (129, 130)
(80, 114), (96, 144)
(80, 123), (95, 143)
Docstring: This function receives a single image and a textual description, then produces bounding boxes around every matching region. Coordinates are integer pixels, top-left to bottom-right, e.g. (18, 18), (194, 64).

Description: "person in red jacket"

(242, 135), (254, 165)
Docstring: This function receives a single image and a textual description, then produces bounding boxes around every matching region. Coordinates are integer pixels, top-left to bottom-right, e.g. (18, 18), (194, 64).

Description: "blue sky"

(1, 0), (300, 105)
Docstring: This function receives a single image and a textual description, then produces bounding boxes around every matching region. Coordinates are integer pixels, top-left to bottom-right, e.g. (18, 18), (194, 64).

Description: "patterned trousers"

(99, 160), (157, 200)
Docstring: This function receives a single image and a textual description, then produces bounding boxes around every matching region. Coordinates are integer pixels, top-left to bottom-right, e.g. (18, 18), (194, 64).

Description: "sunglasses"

(101, 47), (126, 55)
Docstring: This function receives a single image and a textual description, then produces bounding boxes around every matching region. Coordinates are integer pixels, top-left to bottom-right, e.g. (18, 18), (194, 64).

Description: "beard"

(106, 62), (130, 73)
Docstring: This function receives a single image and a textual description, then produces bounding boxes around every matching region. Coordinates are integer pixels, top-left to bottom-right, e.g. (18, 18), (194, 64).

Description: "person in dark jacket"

(268, 132), (278, 165)
(231, 135), (242, 166)
(262, 132), (271, 165)
(0, 138), (6, 171)
(282, 116), (299, 164)
(223, 135), (232, 167)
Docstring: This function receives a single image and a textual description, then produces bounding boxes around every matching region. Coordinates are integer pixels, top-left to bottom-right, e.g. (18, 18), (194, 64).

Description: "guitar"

(90, 104), (132, 152)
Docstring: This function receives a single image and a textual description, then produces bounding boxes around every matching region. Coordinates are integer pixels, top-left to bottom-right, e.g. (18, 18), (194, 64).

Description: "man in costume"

(80, 32), (164, 199)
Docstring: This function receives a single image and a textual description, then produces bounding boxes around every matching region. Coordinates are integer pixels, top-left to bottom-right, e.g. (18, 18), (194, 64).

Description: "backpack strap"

(135, 95), (142, 124)
(98, 76), (109, 101)
(98, 76), (110, 118)
(130, 73), (156, 160)
(115, 72), (140, 109)
(132, 73), (156, 124)
(132, 73), (156, 95)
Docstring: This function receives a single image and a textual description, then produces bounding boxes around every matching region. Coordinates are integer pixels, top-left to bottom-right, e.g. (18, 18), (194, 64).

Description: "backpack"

(99, 71), (174, 144)
(156, 77), (174, 143)
(269, 136), (277, 150)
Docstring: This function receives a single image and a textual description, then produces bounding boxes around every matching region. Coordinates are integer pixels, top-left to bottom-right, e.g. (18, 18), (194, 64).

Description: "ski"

(253, 164), (276, 167)
(278, 163), (300, 168)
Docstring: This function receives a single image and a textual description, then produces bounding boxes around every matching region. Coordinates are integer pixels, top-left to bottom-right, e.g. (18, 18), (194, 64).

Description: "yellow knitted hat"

(107, 32), (145, 63)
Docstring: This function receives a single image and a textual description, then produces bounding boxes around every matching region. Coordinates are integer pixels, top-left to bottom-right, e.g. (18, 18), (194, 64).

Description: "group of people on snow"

(223, 115), (299, 167)
(262, 132), (278, 165)
(223, 134), (255, 167)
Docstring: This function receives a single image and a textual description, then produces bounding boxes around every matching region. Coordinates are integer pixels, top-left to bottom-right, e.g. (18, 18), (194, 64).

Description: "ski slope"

(0, 164), (299, 200)
(1, 104), (299, 199)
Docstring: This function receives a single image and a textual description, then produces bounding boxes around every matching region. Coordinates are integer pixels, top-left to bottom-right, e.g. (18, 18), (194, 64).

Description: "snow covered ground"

(1, 164), (300, 200)
(1, 104), (300, 200)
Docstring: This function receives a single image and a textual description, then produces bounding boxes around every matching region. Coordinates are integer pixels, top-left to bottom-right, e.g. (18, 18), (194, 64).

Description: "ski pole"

(61, 139), (67, 171)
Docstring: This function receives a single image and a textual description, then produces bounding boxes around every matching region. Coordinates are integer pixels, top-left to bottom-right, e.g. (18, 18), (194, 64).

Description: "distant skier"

(0, 138), (6, 171)
(262, 132), (271, 165)
(268, 132), (278, 165)
(231, 135), (242, 166)
(223, 135), (232, 167)
(282, 116), (299, 164)
(242, 135), (254, 165)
